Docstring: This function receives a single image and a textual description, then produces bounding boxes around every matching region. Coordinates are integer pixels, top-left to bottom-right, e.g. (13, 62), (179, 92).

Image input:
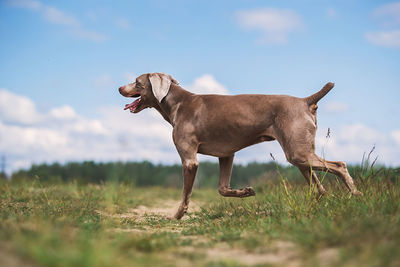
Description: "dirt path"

(120, 199), (203, 220)
(0, 244), (37, 267)
(180, 241), (301, 266)
(99, 199), (339, 266)
(102, 200), (305, 266)
(98, 199), (203, 233)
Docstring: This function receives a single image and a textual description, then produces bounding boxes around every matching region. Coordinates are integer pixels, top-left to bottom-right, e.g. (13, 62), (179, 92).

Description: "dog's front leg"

(299, 167), (327, 199)
(218, 155), (256, 198)
(174, 157), (198, 219)
(173, 135), (199, 219)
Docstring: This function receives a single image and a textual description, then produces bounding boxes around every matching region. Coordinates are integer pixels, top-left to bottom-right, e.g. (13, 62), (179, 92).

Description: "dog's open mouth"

(124, 94), (141, 113)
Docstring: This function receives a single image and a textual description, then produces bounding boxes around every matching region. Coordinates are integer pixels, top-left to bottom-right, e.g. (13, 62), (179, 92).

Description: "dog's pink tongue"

(124, 98), (140, 112)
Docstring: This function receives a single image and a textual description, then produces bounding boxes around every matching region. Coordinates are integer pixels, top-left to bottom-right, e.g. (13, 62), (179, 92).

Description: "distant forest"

(8, 160), (400, 188)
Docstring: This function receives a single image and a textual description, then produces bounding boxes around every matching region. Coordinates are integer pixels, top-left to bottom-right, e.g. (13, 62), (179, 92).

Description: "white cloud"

(235, 8), (303, 44)
(7, 0), (107, 42)
(315, 124), (399, 165)
(116, 18), (131, 30)
(365, 30), (400, 48)
(186, 74), (229, 94)
(367, 2), (400, 48)
(49, 105), (77, 120)
(323, 101), (349, 113)
(0, 121), (69, 155)
(391, 130), (400, 146)
(2, 76), (400, 174)
(67, 119), (108, 135)
(0, 88), (178, 173)
(43, 6), (80, 27)
(0, 89), (42, 125)
(336, 124), (385, 144)
(373, 2), (400, 26)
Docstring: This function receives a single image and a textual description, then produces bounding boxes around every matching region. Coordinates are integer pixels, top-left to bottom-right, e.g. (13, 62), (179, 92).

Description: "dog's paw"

(241, 187), (256, 198)
(173, 205), (187, 220)
(173, 213), (183, 220)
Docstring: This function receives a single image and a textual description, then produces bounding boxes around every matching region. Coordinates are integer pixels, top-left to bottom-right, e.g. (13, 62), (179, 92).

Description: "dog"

(119, 73), (362, 219)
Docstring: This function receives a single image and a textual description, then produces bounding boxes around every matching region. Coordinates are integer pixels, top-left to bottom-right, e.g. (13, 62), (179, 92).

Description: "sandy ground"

(121, 199), (202, 220)
(88, 200), (343, 266)
(1, 199), (340, 266)
(98, 199), (341, 266)
(0, 244), (37, 267)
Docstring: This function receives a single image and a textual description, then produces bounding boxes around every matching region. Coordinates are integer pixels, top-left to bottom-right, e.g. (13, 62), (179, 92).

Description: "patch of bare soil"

(98, 199), (203, 233)
(0, 244), (37, 267)
(315, 247), (340, 266)
(120, 199), (202, 221)
(202, 243), (340, 266)
(99, 200), (340, 266)
(184, 241), (301, 266)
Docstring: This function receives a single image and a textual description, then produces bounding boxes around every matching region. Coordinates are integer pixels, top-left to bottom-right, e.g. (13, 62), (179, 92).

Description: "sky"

(0, 0), (400, 174)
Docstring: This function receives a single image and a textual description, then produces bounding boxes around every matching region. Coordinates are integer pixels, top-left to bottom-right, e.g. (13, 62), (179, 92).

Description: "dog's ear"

(149, 73), (177, 102)
(168, 75), (179, 85)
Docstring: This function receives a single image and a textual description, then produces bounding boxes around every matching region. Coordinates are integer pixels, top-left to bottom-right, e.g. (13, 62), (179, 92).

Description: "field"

(1, 172), (399, 267)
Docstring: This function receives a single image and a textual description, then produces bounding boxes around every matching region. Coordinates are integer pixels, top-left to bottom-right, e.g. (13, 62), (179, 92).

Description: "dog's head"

(119, 73), (179, 113)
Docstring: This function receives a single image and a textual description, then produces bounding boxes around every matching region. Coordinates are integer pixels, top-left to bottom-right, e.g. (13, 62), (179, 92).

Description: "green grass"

(1, 173), (399, 266)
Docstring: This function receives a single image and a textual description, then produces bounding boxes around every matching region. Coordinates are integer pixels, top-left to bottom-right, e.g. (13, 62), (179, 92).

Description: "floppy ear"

(149, 73), (172, 102)
(168, 75), (180, 85)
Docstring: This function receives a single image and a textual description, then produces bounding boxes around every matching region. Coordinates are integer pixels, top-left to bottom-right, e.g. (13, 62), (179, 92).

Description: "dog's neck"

(154, 83), (193, 126)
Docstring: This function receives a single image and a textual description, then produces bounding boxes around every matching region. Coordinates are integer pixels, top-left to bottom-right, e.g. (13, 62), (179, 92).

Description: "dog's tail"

(304, 82), (334, 105)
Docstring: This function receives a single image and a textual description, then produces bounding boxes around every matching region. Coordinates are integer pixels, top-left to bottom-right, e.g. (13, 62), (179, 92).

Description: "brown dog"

(119, 73), (362, 219)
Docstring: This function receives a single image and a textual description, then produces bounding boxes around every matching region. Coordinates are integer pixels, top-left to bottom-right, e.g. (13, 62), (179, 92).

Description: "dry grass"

(0, 168), (399, 266)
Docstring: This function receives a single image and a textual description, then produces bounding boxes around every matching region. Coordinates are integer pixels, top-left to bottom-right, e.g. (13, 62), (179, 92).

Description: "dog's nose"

(119, 86), (125, 95)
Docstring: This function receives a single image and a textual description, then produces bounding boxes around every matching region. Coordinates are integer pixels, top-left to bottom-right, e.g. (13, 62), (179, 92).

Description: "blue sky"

(1, 0), (400, 172)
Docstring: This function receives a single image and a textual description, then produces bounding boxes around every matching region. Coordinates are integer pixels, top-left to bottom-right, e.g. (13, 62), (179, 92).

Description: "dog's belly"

(194, 117), (277, 157)
(197, 134), (275, 157)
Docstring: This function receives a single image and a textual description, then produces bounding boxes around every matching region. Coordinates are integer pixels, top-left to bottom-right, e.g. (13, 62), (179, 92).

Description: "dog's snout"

(119, 86), (126, 95)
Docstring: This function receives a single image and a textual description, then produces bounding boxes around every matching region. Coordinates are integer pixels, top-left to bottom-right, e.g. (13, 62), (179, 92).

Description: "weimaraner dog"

(119, 73), (362, 219)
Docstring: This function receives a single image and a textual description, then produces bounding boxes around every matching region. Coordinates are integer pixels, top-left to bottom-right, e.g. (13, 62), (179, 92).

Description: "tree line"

(9, 160), (399, 188)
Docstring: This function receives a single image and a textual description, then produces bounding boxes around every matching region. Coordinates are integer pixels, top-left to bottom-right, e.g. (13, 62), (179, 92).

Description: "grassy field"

(1, 171), (399, 267)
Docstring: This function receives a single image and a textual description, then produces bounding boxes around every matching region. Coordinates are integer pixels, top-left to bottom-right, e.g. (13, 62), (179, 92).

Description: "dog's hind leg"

(309, 155), (362, 196)
(218, 155), (256, 198)
(277, 123), (361, 197)
(288, 151), (362, 196)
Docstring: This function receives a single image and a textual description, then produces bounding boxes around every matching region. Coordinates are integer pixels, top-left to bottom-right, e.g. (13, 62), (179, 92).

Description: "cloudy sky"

(1, 0), (400, 173)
